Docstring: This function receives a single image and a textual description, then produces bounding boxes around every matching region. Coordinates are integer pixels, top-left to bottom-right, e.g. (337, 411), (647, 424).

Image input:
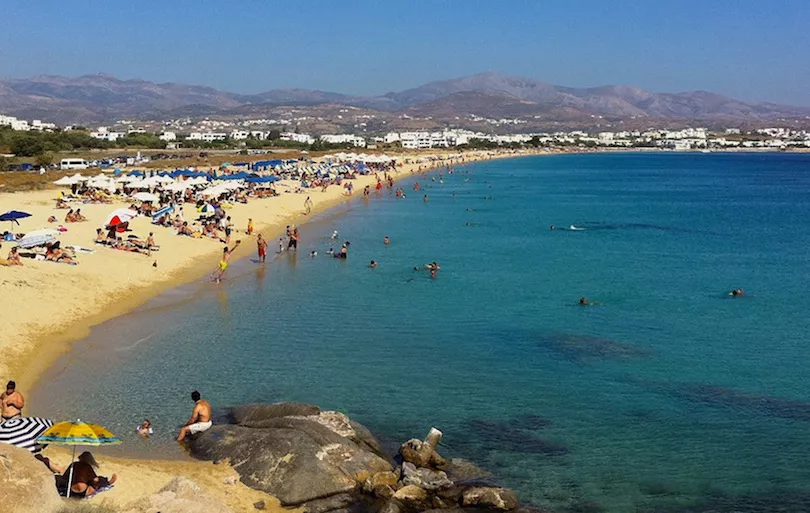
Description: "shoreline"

(2, 149), (540, 393)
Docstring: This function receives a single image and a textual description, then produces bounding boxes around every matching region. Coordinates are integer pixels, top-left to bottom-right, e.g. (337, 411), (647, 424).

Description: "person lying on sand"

(45, 243), (77, 265)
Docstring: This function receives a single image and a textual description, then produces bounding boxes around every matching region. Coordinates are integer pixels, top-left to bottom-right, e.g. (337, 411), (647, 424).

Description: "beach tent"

(0, 417), (54, 454)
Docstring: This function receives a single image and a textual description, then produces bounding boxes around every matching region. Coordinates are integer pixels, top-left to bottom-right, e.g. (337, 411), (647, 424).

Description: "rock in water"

(231, 402), (321, 426)
(0, 445), (62, 513)
(462, 487), (520, 511)
(399, 438), (446, 468)
(190, 405), (391, 510)
(401, 462), (453, 491)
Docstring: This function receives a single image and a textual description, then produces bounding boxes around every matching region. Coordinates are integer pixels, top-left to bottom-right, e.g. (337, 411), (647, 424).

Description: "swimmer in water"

(331, 230), (338, 240)
(550, 225), (555, 230)
(369, 260), (377, 269)
(383, 236), (390, 245)
(425, 261), (441, 279)
(327, 248), (334, 256)
(310, 250), (317, 257)
(424, 194), (428, 202)
(579, 297), (589, 306)
(730, 288), (744, 297)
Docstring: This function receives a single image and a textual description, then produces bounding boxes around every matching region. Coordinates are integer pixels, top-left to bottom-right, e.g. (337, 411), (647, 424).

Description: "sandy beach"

(0, 149), (535, 510)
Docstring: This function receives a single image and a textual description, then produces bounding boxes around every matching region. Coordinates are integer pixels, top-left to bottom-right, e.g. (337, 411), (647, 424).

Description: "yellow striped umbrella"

(37, 419), (120, 498)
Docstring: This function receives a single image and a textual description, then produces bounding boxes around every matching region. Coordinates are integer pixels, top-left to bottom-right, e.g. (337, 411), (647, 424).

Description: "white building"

(281, 132), (315, 145)
(320, 134), (366, 147)
(159, 132), (177, 141)
(90, 127), (126, 141)
(188, 132), (227, 142)
(230, 130), (250, 140)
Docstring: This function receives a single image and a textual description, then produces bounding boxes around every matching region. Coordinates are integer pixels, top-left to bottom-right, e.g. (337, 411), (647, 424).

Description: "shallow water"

(32, 153), (810, 512)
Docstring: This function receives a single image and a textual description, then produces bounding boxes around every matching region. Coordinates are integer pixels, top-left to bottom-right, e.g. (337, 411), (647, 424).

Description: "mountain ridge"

(1, 72), (807, 125)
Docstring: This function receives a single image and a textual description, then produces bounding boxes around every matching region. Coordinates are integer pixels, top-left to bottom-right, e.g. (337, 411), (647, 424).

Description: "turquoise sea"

(32, 153), (810, 512)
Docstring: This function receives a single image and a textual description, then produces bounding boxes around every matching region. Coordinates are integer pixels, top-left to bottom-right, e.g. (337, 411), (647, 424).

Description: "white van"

(60, 158), (88, 170)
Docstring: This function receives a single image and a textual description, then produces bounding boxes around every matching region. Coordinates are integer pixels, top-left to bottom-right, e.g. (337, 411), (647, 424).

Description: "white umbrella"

(70, 173), (88, 182)
(23, 229), (59, 239)
(164, 182), (191, 192)
(128, 180), (151, 189)
(153, 175), (174, 184)
(132, 192), (159, 203)
(53, 176), (76, 186)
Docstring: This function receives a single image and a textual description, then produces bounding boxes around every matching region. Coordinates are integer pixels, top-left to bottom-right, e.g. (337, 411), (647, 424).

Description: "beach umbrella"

(153, 175), (175, 184)
(197, 203), (216, 217)
(37, 419), (121, 498)
(151, 204), (174, 221)
(16, 233), (56, 249)
(104, 208), (137, 229)
(0, 417), (54, 454)
(164, 182), (190, 192)
(23, 228), (59, 239)
(53, 176), (77, 186)
(132, 192), (159, 203)
(0, 210), (32, 227)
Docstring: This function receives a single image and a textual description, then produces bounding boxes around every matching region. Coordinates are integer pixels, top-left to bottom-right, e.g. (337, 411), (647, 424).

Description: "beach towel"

(85, 484), (115, 500)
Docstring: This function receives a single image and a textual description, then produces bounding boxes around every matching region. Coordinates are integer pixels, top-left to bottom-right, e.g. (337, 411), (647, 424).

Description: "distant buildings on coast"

(2, 111), (810, 151)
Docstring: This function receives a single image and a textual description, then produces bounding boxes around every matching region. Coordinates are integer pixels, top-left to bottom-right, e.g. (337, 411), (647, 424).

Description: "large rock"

(401, 462), (453, 491)
(190, 409), (391, 509)
(393, 485), (429, 508)
(399, 439), (446, 468)
(122, 477), (232, 513)
(461, 487), (519, 511)
(0, 444), (62, 513)
(231, 402), (321, 426)
(444, 458), (494, 483)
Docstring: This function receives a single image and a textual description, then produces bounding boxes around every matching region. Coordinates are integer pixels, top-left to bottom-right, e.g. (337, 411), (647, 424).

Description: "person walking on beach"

(257, 234), (268, 263)
(176, 390), (212, 442)
(1, 381), (24, 420)
(212, 240), (241, 283)
(247, 218), (254, 235)
(304, 196), (313, 215)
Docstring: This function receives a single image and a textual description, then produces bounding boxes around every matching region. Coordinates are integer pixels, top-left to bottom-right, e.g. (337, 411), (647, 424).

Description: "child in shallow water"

(137, 419), (153, 438)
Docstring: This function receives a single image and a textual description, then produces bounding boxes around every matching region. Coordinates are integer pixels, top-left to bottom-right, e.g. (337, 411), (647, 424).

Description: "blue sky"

(1, 0), (808, 105)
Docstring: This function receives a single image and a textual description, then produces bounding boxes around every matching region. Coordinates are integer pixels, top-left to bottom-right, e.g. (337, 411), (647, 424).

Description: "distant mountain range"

(1, 72), (808, 126)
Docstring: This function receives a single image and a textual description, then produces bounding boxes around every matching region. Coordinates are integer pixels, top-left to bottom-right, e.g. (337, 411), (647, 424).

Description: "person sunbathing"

(7, 246), (23, 266)
(74, 209), (87, 222)
(112, 238), (147, 254)
(64, 209), (76, 223)
(178, 222), (194, 236)
(60, 452), (117, 498)
(46, 245), (77, 265)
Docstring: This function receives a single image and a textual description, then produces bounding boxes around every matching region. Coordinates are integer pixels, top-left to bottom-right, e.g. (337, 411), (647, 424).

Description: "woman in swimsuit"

(1, 381), (24, 421)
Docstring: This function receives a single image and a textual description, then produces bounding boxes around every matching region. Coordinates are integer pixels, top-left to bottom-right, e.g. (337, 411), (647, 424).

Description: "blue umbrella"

(0, 210), (31, 227)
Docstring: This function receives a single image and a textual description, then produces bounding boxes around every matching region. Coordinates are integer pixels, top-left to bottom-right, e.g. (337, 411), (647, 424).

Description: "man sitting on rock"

(176, 390), (212, 442)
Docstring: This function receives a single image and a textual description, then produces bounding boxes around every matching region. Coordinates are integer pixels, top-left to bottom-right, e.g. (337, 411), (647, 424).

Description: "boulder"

(0, 444), (62, 513)
(401, 462), (453, 491)
(122, 477), (232, 513)
(444, 458), (494, 483)
(393, 484), (429, 508)
(231, 402), (321, 426)
(190, 420), (391, 508)
(364, 470), (399, 493)
(399, 439), (446, 468)
(461, 487), (519, 511)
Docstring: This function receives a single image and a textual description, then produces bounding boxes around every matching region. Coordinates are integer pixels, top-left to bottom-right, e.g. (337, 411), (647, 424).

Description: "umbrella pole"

(66, 445), (76, 498)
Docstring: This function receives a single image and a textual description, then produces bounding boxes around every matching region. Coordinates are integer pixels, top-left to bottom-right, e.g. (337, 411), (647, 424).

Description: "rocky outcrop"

(191, 403), (391, 511)
(122, 477), (233, 513)
(0, 444), (62, 513)
(190, 402), (522, 513)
